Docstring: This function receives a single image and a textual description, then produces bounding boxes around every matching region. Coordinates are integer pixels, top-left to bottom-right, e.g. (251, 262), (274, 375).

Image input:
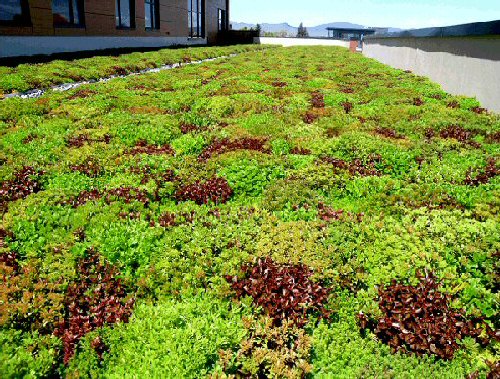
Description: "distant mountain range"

(231, 22), (403, 37)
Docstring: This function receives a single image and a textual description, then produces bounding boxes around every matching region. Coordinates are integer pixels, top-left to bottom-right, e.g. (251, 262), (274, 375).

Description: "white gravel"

(3, 54), (237, 100)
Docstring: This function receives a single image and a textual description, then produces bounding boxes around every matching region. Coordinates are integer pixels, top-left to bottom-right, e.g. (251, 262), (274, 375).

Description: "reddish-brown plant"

(226, 257), (331, 327)
(413, 98), (424, 106)
(99, 134), (112, 144)
(424, 128), (436, 139)
(321, 156), (382, 177)
(317, 203), (364, 223)
(0, 228), (11, 250)
(66, 134), (92, 148)
(375, 127), (405, 139)
(415, 156), (425, 169)
(198, 138), (269, 162)
(0, 251), (19, 273)
(430, 94), (444, 100)
(70, 158), (103, 177)
(487, 361), (500, 379)
(464, 158), (499, 186)
(106, 187), (150, 205)
(358, 272), (499, 360)
(22, 134), (37, 144)
(63, 189), (102, 208)
(440, 125), (477, 142)
(66, 133), (110, 147)
(303, 112), (319, 124)
(471, 106), (486, 114)
(486, 132), (500, 144)
(180, 123), (200, 134)
(318, 203), (344, 222)
(271, 81), (287, 88)
(311, 92), (325, 108)
(340, 87), (355, 94)
(55, 250), (135, 363)
(341, 101), (353, 114)
(152, 210), (196, 228)
(0, 167), (44, 210)
(63, 187), (150, 208)
(119, 211), (142, 220)
(111, 66), (128, 76)
(156, 212), (177, 228)
(290, 147), (312, 155)
(73, 228), (86, 242)
(90, 336), (108, 360)
(129, 167), (176, 186)
(175, 177), (233, 205)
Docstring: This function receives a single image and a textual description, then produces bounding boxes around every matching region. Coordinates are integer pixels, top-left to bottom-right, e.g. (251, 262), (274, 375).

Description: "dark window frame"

(145, 0), (160, 30)
(218, 8), (227, 32)
(53, 0), (86, 28)
(116, 0), (136, 29)
(188, 0), (204, 38)
(0, 0), (31, 27)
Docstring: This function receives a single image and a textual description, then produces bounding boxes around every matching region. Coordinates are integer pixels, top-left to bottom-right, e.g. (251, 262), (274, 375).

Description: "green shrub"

(218, 158), (286, 198)
(0, 330), (62, 379)
(76, 295), (247, 378)
(171, 134), (206, 156)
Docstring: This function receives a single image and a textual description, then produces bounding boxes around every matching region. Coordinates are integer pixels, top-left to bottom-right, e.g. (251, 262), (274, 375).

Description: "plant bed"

(0, 45), (498, 378)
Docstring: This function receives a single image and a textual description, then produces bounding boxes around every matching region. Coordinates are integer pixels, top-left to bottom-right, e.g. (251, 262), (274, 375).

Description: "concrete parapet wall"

(0, 36), (206, 58)
(363, 33), (500, 113)
(254, 37), (350, 48)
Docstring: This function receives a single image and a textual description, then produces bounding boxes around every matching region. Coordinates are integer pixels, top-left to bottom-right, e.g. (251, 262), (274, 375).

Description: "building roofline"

(365, 20), (500, 39)
(326, 27), (376, 33)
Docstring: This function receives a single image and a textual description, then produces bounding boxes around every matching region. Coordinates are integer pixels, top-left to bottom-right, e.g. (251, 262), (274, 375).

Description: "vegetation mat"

(0, 46), (499, 378)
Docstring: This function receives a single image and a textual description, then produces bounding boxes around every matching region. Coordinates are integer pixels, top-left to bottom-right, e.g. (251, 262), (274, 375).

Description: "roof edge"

(365, 20), (500, 39)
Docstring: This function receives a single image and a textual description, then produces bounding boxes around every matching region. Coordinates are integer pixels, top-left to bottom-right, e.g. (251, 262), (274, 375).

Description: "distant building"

(326, 27), (376, 42)
(372, 27), (389, 35)
(0, 0), (230, 58)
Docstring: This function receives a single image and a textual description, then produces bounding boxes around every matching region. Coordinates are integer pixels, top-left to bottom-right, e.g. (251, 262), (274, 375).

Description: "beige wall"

(363, 37), (500, 114)
(255, 37), (350, 48)
(0, 0), (227, 40)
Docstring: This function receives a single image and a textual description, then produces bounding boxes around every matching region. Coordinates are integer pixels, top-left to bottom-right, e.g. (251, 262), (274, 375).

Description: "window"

(0, 0), (31, 26)
(145, 0), (159, 30)
(218, 8), (227, 32)
(116, 0), (135, 29)
(52, 0), (85, 27)
(188, 0), (204, 38)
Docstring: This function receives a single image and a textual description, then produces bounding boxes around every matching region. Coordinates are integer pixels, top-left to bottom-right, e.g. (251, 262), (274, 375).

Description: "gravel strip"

(3, 54), (236, 100)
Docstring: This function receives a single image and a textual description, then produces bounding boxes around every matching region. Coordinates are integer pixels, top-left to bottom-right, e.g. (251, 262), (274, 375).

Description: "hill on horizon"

(231, 21), (402, 37)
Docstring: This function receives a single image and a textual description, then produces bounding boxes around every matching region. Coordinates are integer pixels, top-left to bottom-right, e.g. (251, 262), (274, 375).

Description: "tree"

(255, 23), (262, 36)
(297, 22), (309, 38)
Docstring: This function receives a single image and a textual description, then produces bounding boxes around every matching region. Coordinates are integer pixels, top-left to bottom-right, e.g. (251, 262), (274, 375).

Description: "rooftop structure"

(0, 0), (230, 58)
(326, 27), (376, 41)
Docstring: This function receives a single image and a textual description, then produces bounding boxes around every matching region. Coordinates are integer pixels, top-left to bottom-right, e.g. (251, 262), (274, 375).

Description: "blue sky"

(231, 0), (500, 29)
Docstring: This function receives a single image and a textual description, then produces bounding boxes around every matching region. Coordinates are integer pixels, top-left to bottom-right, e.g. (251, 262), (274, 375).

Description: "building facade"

(0, 0), (230, 58)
